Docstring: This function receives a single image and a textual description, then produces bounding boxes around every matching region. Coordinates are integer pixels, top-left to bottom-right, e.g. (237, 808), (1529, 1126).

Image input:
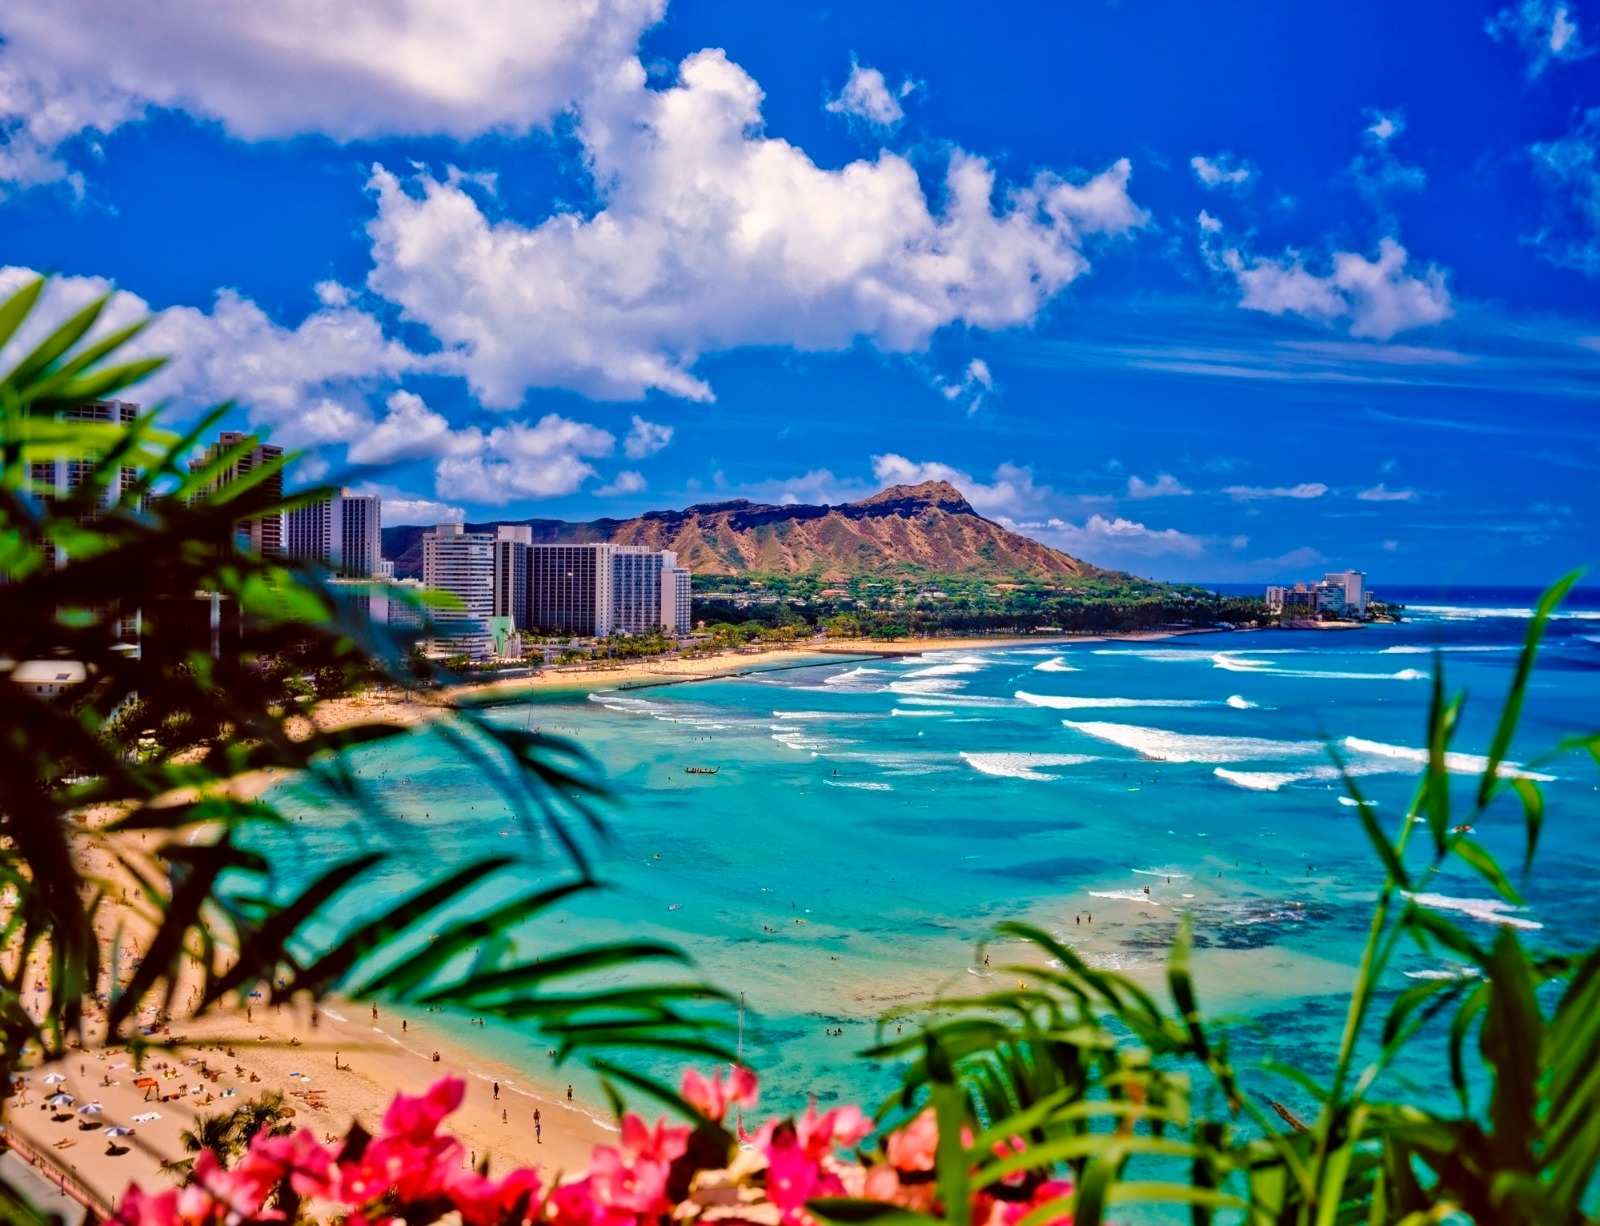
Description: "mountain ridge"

(380, 481), (1120, 584)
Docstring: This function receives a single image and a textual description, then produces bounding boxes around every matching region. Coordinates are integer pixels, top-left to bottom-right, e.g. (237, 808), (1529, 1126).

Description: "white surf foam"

(1341, 736), (1556, 780)
(1404, 968), (1480, 980)
(891, 708), (952, 717)
(1015, 691), (1214, 710)
(1089, 888), (1164, 904)
(1211, 652), (1275, 673)
(888, 677), (966, 696)
(960, 752), (1097, 781)
(1213, 652), (1428, 681)
(1226, 695), (1258, 709)
(1213, 768), (1316, 791)
(771, 729), (844, 752)
(1061, 721), (1323, 763)
(898, 693), (1018, 708)
(1407, 604), (1600, 621)
(1094, 647), (1211, 662)
(1337, 796), (1375, 807)
(1379, 644), (1517, 654)
(1405, 892), (1542, 930)
(824, 779), (893, 791)
(1033, 656), (1079, 672)
(822, 666), (887, 692)
(902, 662), (984, 678)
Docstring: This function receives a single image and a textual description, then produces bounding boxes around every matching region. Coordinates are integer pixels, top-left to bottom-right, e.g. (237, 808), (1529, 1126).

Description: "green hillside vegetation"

(690, 572), (1271, 639)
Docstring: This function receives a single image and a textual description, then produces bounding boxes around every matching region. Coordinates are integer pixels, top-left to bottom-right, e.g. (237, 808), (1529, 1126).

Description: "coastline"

(13, 624), (1232, 1213)
(447, 627), (1219, 704)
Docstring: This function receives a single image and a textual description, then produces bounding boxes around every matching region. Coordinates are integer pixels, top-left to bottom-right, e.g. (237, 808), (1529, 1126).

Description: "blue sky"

(1, 0), (1596, 583)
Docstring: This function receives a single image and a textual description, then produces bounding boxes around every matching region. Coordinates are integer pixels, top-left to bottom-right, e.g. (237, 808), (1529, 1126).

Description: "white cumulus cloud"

(869, 454), (1050, 519)
(1190, 153), (1256, 191)
(1201, 223), (1452, 340)
(434, 415), (616, 505)
(366, 48), (1146, 406)
(0, 266), (424, 446)
(623, 416), (674, 459)
(595, 470), (648, 497)
(825, 57), (915, 128)
(346, 390), (465, 466)
(1126, 472), (1191, 499)
(1223, 483), (1329, 500)
(0, 0), (665, 191)
(1022, 514), (1205, 560)
(370, 492), (466, 526)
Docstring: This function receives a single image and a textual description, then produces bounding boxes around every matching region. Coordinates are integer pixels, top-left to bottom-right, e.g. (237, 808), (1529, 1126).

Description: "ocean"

(269, 586), (1600, 1135)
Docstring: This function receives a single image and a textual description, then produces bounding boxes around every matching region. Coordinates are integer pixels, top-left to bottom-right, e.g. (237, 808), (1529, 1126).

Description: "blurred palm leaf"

(0, 277), (732, 1217)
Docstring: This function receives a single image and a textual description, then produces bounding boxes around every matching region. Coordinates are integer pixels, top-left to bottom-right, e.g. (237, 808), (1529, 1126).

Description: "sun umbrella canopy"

(103, 1126), (133, 1137)
(41, 1073), (66, 1084)
(78, 1102), (103, 1115)
(45, 1094), (73, 1107)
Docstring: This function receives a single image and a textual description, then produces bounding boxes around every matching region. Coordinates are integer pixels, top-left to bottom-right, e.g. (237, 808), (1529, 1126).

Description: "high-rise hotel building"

(525, 543), (691, 637)
(421, 523), (497, 656)
(284, 488), (383, 577)
(419, 527), (691, 654)
(191, 431), (284, 556)
(24, 399), (146, 640)
(492, 525), (532, 630)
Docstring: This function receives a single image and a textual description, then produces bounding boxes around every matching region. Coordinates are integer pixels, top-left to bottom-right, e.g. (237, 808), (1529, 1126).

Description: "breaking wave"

(960, 752), (1098, 781)
(1033, 656), (1079, 672)
(1405, 892), (1542, 930)
(1341, 736), (1555, 781)
(1061, 721), (1323, 763)
(1015, 691), (1215, 710)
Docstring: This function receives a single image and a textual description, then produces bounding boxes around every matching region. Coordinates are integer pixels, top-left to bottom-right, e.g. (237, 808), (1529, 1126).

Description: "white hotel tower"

(421, 523), (497, 656)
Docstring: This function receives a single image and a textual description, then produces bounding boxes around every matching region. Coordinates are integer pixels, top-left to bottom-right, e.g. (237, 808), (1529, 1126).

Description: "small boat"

(1452, 824), (1473, 834)
(684, 766), (720, 775)
(669, 903), (684, 911)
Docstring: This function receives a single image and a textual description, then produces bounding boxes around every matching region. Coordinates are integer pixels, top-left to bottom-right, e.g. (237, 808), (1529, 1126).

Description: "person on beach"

(567, 1084), (573, 1100)
(493, 1082), (499, 1100)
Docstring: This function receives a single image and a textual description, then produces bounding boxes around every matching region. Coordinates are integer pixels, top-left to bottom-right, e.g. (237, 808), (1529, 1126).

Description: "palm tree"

(178, 1093), (292, 1169)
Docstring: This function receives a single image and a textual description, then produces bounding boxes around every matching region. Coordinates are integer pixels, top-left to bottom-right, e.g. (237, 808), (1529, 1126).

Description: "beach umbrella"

(103, 1126), (132, 1137)
(78, 1102), (103, 1115)
(41, 1073), (66, 1084)
(45, 1093), (73, 1107)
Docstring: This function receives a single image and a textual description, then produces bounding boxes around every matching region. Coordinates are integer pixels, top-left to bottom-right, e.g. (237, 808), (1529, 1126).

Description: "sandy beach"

(8, 994), (614, 1215)
(446, 628), (1209, 704)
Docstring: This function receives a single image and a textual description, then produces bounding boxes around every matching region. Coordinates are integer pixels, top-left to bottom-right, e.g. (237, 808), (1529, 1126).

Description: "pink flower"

(381, 1076), (465, 1142)
(886, 1109), (938, 1172)
(242, 1127), (335, 1200)
(619, 1111), (691, 1166)
(764, 1125), (847, 1224)
(795, 1102), (872, 1160)
(446, 1165), (543, 1226)
(111, 1187), (183, 1226)
(682, 1064), (759, 1122)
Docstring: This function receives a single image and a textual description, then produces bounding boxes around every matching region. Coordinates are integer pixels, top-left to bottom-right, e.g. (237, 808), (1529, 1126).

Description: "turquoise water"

(271, 591), (1600, 1129)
